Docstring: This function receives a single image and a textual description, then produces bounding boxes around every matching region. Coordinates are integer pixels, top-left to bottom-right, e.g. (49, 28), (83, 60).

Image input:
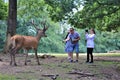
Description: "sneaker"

(89, 61), (93, 63)
(86, 61), (89, 63)
(69, 59), (73, 63)
(74, 60), (78, 63)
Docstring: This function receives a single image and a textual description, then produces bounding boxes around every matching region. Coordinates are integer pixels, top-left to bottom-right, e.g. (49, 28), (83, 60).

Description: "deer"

(9, 20), (48, 66)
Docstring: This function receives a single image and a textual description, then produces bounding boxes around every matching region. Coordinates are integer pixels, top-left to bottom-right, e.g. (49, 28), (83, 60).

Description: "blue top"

(68, 31), (80, 44)
(85, 33), (95, 48)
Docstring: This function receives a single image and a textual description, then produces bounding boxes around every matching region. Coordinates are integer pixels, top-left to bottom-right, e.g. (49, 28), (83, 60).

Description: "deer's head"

(31, 20), (48, 37)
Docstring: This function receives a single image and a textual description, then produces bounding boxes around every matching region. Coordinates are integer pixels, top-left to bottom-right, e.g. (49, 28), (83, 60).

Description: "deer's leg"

(9, 49), (13, 65)
(12, 47), (21, 66)
(13, 50), (17, 66)
(9, 47), (16, 65)
(10, 54), (13, 65)
(34, 49), (40, 65)
(24, 49), (28, 65)
(13, 55), (17, 66)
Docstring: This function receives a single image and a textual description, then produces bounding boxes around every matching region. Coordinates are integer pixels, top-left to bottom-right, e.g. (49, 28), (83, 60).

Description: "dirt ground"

(0, 53), (120, 80)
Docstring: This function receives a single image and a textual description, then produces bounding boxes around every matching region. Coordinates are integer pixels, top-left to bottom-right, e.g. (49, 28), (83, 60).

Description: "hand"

(72, 39), (77, 42)
(62, 40), (66, 43)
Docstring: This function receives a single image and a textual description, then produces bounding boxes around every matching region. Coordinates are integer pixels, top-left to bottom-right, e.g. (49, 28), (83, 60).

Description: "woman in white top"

(85, 29), (95, 63)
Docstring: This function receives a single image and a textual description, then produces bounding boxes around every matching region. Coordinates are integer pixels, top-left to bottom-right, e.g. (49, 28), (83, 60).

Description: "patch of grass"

(94, 53), (120, 57)
(39, 53), (120, 57)
(0, 74), (16, 80)
(100, 61), (116, 65)
(29, 53), (120, 58)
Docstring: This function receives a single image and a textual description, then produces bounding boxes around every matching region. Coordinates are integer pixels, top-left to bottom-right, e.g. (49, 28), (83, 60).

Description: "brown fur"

(9, 27), (48, 66)
(10, 35), (38, 50)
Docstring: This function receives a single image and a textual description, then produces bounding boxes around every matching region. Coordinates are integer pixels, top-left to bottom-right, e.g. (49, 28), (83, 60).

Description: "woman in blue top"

(63, 30), (74, 62)
(85, 29), (95, 63)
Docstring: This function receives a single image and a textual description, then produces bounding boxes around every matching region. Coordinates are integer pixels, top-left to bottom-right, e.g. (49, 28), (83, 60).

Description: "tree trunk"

(3, 0), (17, 53)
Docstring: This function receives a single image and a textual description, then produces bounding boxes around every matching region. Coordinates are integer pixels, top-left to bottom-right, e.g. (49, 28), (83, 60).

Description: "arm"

(63, 37), (70, 42)
(74, 33), (80, 41)
(63, 34), (70, 42)
(72, 37), (80, 42)
(86, 34), (95, 39)
(73, 32), (80, 42)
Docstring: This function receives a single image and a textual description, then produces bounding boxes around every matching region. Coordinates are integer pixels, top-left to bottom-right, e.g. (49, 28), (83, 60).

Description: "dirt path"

(0, 54), (120, 80)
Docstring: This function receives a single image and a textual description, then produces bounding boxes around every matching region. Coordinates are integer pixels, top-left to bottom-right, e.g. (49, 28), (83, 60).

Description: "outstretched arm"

(63, 36), (70, 42)
(86, 34), (95, 39)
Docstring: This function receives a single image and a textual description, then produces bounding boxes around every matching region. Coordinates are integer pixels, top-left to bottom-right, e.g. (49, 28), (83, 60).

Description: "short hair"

(70, 28), (74, 31)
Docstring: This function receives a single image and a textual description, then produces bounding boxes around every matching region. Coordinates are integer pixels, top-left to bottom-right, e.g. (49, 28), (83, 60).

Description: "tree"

(3, 0), (17, 53)
(44, 0), (78, 21)
(68, 0), (120, 32)
(17, 0), (79, 22)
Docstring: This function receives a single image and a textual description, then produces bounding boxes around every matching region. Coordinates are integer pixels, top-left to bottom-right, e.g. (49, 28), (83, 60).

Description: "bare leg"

(76, 53), (79, 60)
(34, 49), (40, 65)
(70, 53), (73, 60)
(68, 53), (73, 59)
(68, 52), (73, 62)
(67, 53), (71, 59)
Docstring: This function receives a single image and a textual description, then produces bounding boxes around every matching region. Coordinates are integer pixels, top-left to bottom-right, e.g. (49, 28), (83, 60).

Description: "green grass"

(0, 74), (16, 80)
(36, 53), (120, 57)
(93, 53), (120, 57)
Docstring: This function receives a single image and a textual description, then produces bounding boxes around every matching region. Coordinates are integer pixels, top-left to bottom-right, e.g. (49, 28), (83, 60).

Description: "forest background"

(0, 0), (120, 53)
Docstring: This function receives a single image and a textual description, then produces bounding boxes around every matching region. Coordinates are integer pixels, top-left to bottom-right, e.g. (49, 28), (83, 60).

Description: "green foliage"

(17, 0), (65, 53)
(0, 20), (7, 51)
(17, 0), (47, 19)
(92, 30), (120, 53)
(0, 0), (8, 20)
(69, 0), (120, 32)
(44, 0), (78, 21)
(16, 18), (65, 53)
(17, 0), (62, 53)
(78, 29), (120, 53)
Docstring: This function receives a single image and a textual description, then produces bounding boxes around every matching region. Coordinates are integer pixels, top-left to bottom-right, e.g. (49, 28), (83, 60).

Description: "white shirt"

(86, 33), (95, 48)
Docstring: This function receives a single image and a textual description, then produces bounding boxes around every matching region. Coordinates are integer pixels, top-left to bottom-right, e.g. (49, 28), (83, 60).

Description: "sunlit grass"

(93, 53), (120, 57)
(0, 74), (16, 80)
(29, 53), (120, 57)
